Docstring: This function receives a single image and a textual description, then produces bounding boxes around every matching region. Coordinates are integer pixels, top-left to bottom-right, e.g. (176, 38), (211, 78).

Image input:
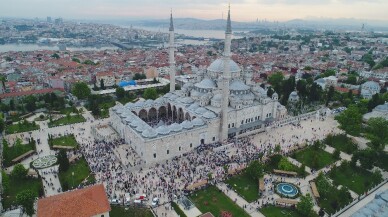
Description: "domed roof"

(135, 123), (147, 132)
(195, 107), (208, 115)
(134, 101), (144, 107)
(375, 103), (388, 112)
(181, 121), (194, 129)
(180, 97), (194, 104)
(142, 128), (158, 138)
(156, 126), (171, 135)
(207, 58), (241, 73)
(188, 103), (200, 110)
(164, 92), (173, 98)
(144, 99), (153, 106)
(169, 123), (183, 132)
(195, 78), (216, 89)
(182, 82), (193, 89)
(230, 80), (250, 91)
(203, 111), (216, 119)
(130, 119), (141, 127)
(241, 93), (254, 100)
(125, 117), (132, 124)
(191, 90), (204, 97)
(124, 102), (134, 108)
(362, 81), (380, 89)
(212, 94), (222, 101)
(192, 118), (205, 126)
(253, 86), (266, 95)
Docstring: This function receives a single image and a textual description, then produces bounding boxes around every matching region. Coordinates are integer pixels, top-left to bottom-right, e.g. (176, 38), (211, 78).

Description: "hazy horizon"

(1, 0), (388, 23)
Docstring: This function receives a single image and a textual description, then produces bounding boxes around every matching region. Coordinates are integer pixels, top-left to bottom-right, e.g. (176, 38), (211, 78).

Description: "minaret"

(169, 11), (176, 92)
(220, 5), (232, 142)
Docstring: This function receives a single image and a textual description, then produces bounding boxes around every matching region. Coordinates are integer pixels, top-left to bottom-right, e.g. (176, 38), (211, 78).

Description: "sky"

(1, 0), (388, 22)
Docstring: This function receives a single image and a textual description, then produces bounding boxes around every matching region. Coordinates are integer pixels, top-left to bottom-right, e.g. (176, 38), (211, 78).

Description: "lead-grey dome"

(207, 58), (241, 73)
(230, 80), (250, 91)
(142, 128), (158, 138)
(195, 78), (216, 89)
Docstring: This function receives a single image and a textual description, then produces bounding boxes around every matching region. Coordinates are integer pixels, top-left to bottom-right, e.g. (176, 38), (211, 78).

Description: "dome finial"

(226, 3), (232, 34)
(169, 9), (174, 31)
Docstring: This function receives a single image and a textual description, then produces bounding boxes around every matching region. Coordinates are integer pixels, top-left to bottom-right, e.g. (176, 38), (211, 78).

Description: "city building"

(363, 102), (388, 121)
(109, 8), (286, 164)
(37, 184), (111, 217)
(361, 81), (381, 99)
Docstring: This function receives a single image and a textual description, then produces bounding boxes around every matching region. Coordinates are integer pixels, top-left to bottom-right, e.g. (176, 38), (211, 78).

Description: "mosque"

(110, 7), (287, 164)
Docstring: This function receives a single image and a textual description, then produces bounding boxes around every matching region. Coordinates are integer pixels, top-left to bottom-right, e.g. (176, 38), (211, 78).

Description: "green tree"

(133, 73), (146, 80)
(366, 117), (388, 150)
(297, 194), (314, 216)
(267, 87), (274, 97)
(333, 149), (340, 159)
(326, 85), (335, 106)
(72, 82), (91, 100)
(278, 157), (294, 171)
(335, 105), (362, 136)
(268, 72), (284, 93)
(245, 160), (264, 181)
(57, 149), (69, 172)
(16, 189), (37, 216)
(51, 53), (60, 59)
(11, 164), (28, 179)
(143, 88), (158, 100)
(116, 87), (126, 99)
(100, 79), (105, 90)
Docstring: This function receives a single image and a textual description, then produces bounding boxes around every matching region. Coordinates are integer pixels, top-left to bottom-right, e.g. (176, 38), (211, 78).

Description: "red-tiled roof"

(37, 184), (110, 217)
(0, 88), (64, 99)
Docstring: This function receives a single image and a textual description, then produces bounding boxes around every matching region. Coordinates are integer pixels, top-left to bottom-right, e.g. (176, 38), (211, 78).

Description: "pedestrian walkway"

(216, 182), (265, 217)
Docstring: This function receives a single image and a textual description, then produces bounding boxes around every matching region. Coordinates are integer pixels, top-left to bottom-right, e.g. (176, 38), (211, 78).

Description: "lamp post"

(72, 172), (74, 189)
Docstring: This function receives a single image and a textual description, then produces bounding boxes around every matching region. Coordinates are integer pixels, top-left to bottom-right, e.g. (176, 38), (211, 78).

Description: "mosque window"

(167, 150), (169, 154)
(212, 137), (215, 141)
(190, 143), (192, 148)
(179, 147), (181, 151)
(153, 153), (156, 158)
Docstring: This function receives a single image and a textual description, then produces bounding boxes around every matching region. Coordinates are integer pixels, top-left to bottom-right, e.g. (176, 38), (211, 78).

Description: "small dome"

(164, 92), (172, 98)
(188, 103), (200, 110)
(230, 80), (250, 91)
(203, 111), (216, 119)
(124, 102), (134, 108)
(125, 117), (132, 124)
(195, 78), (216, 89)
(134, 101), (144, 107)
(142, 128), (158, 138)
(212, 94), (222, 102)
(135, 123), (147, 132)
(156, 126), (171, 135)
(207, 58), (241, 74)
(192, 118), (205, 126)
(144, 99), (153, 106)
(181, 120), (194, 129)
(195, 107), (208, 115)
(180, 97), (194, 104)
(130, 119), (141, 127)
(169, 123), (183, 132)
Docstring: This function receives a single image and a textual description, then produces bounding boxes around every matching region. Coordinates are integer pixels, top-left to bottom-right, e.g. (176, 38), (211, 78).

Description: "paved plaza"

(4, 109), (387, 217)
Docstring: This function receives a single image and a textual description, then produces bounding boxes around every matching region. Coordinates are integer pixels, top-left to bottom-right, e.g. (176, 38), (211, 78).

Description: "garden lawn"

(110, 205), (153, 217)
(48, 115), (85, 128)
(2, 176), (43, 210)
(260, 205), (315, 217)
(225, 172), (259, 202)
(51, 134), (79, 149)
(59, 157), (95, 190)
(328, 163), (383, 195)
(292, 147), (336, 170)
(324, 134), (358, 154)
(3, 143), (35, 167)
(5, 122), (40, 134)
(190, 185), (250, 217)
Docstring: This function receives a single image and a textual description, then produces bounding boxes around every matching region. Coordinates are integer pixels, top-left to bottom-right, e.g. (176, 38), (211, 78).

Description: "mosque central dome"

(207, 58), (241, 74)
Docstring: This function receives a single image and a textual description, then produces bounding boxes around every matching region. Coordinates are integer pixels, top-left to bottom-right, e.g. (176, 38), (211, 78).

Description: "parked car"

(151, 197), (159, 207)
(110, 198), (121, 205)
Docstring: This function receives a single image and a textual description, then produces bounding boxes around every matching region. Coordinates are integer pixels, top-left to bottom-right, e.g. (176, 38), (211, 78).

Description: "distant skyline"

(1, 0), (388, 22)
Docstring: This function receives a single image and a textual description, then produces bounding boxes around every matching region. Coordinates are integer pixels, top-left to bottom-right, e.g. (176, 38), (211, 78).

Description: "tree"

(72, 82), (91, 100)
(116, 87), (126, 99)
(16, 189), (37, 216)
(0, 116), (4, 133)
(133, 73), (146, 80)
(11, 164), (28, 179)
(335, 105), (362, 136)
(57, 149), (69, 172)
(297, 194), (314, 216)
(51, 53), (60, 59)
(333, 149), (340, 159)
(245, 160), (264, 181)
(366, 117), (388, 149)
(278, 157), (294, 171)
(346, 75), (357, 85)
(268, 72), (284, 93)
(143, 88), (157, 100)
(100, 79), (105, 90)
(267, 87), (274, 97)
(326, 85), (335, 106)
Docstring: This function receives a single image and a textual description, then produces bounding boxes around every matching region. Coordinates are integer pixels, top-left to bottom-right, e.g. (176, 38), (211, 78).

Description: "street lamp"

(72, 172), (74, 189)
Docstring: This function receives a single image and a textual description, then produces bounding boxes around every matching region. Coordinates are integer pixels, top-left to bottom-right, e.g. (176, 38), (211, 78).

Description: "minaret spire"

(220, 4), (232, 142)
(169, 10), (175, 92)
